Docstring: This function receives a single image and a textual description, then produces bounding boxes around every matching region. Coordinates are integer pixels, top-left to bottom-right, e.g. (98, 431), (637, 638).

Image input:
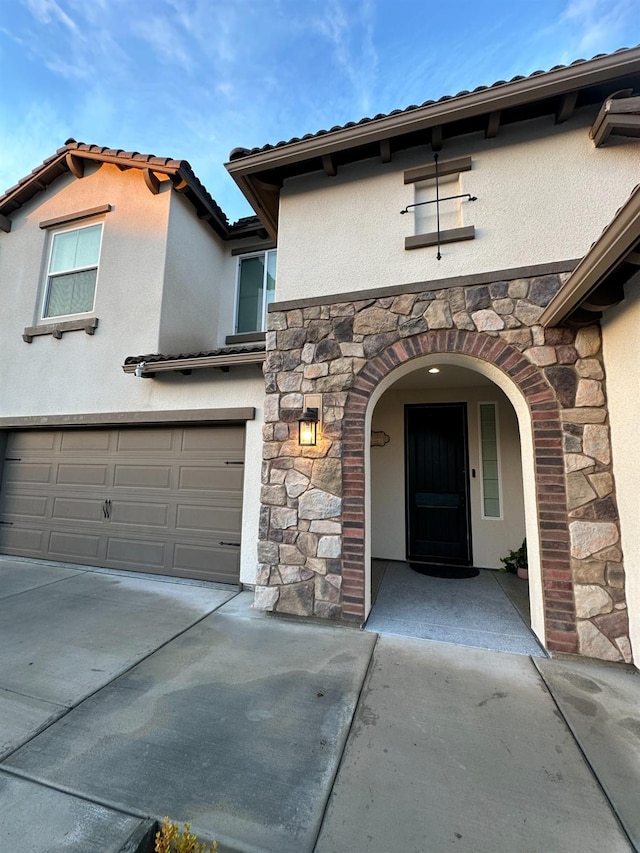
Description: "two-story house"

(1, 47), (639, 666)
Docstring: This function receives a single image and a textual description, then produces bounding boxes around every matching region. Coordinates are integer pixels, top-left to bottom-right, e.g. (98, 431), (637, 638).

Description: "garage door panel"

(105, 537), (166, 570)
(52, 497), (105, 523)
(173, 542), (239, 582)
(0, 526), (44, 552)
(56, 464), (108, 487)
(6, 462), (52, 485)
(116, 430), (174, 453)
(113, 465), (172, 489)
(176, 504), (242, 535)
(109, 501), (169, 527)
(178, 466), (243, 491)
(1, 494), (48, 518)
(8, 432), (57, 452)
(180, 426), (245, 454)
(49, 531), (102, 560)
(61, 431), (111, 452)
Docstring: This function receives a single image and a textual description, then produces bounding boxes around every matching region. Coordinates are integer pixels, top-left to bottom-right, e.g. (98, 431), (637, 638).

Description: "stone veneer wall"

(257, 273), (631, 663)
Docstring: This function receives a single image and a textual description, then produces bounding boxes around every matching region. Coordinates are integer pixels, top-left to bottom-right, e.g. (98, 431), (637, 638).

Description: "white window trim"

(41, 220), (104, 321)
(478, 401), (503, 521)
(233, 249), (276, 335)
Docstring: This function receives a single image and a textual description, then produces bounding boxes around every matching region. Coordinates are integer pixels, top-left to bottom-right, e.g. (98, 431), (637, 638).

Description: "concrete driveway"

(0, 556), (638, 852)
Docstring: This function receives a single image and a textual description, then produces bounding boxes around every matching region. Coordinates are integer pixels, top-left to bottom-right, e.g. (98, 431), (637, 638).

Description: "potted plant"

(500, 539), (528, 580)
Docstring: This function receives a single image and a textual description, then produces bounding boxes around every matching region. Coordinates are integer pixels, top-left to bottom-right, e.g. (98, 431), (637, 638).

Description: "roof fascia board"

(226, 49), (640, 177)
(540, 184), (640, 326)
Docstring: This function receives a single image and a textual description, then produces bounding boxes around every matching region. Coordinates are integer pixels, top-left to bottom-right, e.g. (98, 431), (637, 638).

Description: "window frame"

(41, 220), (104, 320)
(233, 249), (277, 335)
(478, 401), (503, 521)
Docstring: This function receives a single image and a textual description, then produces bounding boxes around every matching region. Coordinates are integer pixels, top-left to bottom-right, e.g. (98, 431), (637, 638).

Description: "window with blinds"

(43, 222), (102, 318)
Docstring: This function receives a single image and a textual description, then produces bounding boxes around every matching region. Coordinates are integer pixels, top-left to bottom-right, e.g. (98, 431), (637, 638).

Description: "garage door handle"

(219, 541), (240, 547)
(102, 500), (112, 519)
(225, 461), (243, 466)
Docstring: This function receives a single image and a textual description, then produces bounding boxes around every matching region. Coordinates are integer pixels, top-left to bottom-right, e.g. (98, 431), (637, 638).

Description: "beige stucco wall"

(0, 162), (264, 584)
(160, 189), (229, 352)
(370, 377), (525, 570)
(275, 110), (639, 301)
(601, 276), (640, 665)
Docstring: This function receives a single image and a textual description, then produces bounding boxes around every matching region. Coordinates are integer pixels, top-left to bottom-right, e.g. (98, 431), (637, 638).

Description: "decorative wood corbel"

(65, 152), (85, 179)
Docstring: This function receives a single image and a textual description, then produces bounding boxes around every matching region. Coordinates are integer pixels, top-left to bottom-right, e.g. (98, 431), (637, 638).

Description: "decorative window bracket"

(23, 316), (99, 343)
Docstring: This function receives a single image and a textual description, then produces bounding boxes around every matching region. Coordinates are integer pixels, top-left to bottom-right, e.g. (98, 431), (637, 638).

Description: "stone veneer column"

(256, 275), (631, 663)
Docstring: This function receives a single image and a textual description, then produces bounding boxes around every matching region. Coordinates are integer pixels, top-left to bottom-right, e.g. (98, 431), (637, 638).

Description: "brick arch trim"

(342, 328), (577, 654)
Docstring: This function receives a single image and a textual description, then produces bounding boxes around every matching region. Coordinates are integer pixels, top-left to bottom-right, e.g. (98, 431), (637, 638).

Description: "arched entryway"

(342, 330), (571, 653)
(364, 354), (539, 651)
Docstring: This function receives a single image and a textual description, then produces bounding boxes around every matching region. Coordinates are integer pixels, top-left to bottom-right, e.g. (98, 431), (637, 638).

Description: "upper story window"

(43, 222), (103, 318)
(235, 249), (276, 333)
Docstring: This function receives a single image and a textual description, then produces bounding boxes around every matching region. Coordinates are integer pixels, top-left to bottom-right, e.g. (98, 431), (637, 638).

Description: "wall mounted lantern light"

(298, 407), (319, 446)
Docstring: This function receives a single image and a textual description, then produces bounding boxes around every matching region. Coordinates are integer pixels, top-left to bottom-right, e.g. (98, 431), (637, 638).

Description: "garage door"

(0, 425), (245, 584)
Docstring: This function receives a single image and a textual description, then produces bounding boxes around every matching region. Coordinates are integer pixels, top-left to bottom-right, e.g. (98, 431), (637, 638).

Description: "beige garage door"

(0, 425), (245, 584)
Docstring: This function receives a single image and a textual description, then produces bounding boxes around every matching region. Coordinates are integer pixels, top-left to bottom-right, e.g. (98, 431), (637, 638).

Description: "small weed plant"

(155, 816), (218, 853)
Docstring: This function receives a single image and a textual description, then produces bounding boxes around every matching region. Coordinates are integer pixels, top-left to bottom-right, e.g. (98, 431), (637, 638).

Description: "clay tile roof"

(0, 138), (262, 240)
(227, 46), (639, 161)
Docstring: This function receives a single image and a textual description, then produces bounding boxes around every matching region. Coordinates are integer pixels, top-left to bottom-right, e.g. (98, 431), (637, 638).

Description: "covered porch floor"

(365, 559), (545, 657)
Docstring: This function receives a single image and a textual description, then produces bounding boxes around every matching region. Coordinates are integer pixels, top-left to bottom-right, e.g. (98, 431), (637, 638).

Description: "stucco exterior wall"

(160, 190), (229, 352)
(370, 383), (525, 569)
(275, 111), (640, 301)
(601, 276), (640, 664)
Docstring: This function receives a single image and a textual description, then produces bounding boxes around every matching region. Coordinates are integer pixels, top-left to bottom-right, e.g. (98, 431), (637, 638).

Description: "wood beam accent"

(65, 152), (85, 179)
(143, 168), (161, 195)
(171, 176), (189, 192)
(555, 91), (578, 124)
(253, 176), (282, 192)
(430, 125), (443, 152)
(581, 281), (626, 312)
(565, 307), (603, 328)
(380, 139), (391, 163)
(485, 110), (501, 138)
(0, 213), (11, 233)
(591, 93), (640, 146)
(322, 154), (337, 177)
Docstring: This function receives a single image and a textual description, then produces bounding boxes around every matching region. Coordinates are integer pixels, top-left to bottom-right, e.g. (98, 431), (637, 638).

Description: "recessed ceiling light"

(428, 367), (440, 374)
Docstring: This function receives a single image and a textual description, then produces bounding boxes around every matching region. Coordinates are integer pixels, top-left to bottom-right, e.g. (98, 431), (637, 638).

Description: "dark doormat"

(410, 563), (479, 579)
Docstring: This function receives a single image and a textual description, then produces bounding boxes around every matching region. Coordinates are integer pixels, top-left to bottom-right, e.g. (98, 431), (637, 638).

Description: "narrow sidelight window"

(479, 402), (502, 519)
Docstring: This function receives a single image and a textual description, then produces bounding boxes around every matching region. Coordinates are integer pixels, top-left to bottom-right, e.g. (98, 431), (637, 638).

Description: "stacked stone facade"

(257, 272), (631, 663)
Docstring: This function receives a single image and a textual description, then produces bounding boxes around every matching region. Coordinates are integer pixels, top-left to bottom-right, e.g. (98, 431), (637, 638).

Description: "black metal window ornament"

(400, 153), (477, 260)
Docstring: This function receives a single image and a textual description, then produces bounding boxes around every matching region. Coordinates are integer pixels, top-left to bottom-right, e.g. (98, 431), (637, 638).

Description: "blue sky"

(0, 0), (637, 222)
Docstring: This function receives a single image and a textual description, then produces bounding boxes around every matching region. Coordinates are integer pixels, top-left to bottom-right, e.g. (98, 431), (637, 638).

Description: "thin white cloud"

(548, 0), (636, 60)
(131, 15), (194, 72)
(23, 0), (82, 37)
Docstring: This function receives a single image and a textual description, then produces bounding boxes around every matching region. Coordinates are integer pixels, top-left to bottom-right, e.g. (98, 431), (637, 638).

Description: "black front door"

(405, 403), (472, 565)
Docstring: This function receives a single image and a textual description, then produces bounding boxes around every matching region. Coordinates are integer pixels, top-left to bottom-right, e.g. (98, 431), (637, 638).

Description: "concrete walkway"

(0, 557), (638, 852)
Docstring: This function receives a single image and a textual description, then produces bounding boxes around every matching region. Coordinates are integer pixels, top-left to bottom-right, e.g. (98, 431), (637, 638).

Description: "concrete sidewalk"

(0, 557), (638, 852)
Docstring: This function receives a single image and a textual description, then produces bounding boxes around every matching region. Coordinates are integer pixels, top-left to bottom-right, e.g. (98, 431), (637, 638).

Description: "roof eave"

(540, 184), (640, 326)
(226, 48), (640, 177)
(122, 351), (266, 375)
